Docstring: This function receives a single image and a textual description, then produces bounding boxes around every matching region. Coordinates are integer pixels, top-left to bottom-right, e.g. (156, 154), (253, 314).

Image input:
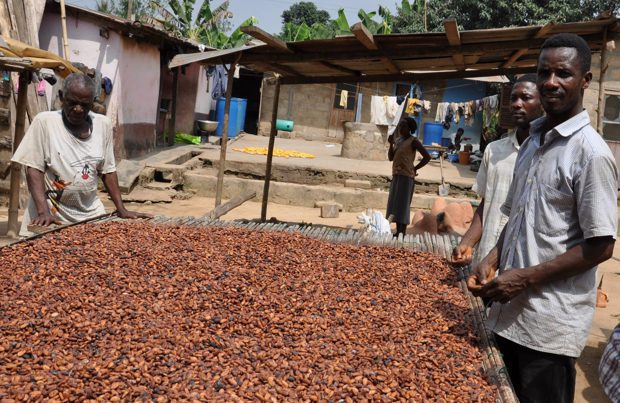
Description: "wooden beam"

(215, 55), (241, 207)
(6, 71), (29, 238)
(279, 65), (536, 85)
(242, 37), (573, 64)
(206, 190), (256, 219)
(250, 62), (301, 77)
(443, 19), (461, 46)
(444, 19), (465, 70)
(241, 26), (292, 53)
(318, 61), (360, 75)
(380, 57), (400, 74)
(596, 27), (609, 133)
(351, 22), (400, 74)
(503, 22), (555, 67)
(261, 77), (281, 222)
(351, 22), (378, 50)
(166, 67), (178, 147)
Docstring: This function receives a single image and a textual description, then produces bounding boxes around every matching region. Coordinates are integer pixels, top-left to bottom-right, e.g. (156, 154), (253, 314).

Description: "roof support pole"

(6, 71), (29, 238)
(261, 76), (281, 222)
(59, 0), (70, 59)
(167, 67), (179, 147)
(215, 55), (241, 207)
(596, 27), (609, 134)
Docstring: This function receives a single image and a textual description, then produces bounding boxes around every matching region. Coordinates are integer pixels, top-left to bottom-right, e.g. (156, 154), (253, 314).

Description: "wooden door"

(328, 83), (358, 138)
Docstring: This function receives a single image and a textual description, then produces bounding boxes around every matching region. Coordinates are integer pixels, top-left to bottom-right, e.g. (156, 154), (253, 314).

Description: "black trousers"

(495, 334), (576, 403)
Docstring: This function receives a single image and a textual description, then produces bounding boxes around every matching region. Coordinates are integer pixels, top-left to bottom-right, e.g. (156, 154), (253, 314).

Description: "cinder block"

(345, 179), (372, 189)
(320, 204), (340, 218)
(315, 200), (343, 211)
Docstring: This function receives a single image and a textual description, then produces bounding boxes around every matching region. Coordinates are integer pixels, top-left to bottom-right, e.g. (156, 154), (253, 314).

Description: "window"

(333, 83), (357, 110)
(602, 94), (620, 142)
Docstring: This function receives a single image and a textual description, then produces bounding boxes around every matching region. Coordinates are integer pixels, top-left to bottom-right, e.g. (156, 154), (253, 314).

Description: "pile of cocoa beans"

(0, 222), (497, 401)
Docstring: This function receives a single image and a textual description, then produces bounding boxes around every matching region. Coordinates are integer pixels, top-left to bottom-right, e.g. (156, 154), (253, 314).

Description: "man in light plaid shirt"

(468, 33), (618, 402)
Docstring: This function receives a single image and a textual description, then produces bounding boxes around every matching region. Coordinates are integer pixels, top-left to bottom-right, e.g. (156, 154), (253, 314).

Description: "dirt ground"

(1, 194), (618, 402)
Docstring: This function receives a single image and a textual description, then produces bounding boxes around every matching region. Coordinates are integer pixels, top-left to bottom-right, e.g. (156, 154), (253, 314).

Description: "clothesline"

(370, 93), (500, 129)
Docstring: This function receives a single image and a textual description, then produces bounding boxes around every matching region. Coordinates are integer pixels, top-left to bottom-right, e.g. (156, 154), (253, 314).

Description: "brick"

(320, 204), (340, 218)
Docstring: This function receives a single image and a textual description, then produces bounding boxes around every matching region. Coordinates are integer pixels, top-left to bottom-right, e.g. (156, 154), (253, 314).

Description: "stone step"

(197, 157), (477, 198)
(184, 171), (477, 212)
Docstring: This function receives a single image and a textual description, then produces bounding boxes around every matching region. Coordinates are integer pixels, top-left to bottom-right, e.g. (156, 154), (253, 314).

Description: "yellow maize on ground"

(233, 147), (316, 159)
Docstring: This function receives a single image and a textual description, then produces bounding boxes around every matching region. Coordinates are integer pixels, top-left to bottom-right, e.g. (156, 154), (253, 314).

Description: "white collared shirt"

(472, 131), (520, 264)
(487, 110), (618, 357)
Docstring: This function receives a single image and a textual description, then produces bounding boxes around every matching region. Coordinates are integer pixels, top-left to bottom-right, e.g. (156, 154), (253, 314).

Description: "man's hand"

(116, 209), (153, 220)
(467, 258), (497, 297)
(479, 268), (530, 304)
(30, 213), (62, 227)
(452, 244), (473, 266)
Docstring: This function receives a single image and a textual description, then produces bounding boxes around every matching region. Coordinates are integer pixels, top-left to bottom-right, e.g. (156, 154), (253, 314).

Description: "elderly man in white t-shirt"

(11, 73), (150, 236)
(452, 74), (543, 266)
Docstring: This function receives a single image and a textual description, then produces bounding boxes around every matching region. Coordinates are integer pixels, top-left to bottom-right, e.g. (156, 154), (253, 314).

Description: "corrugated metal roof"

(47, 0), (211, 51)
(169, 17), (619, 84)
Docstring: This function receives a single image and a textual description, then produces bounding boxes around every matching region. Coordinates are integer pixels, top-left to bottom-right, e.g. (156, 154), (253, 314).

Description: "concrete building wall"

(584, 42), (620, 171)
(257, 78), (487, 147)
(194, 66), (212, 120)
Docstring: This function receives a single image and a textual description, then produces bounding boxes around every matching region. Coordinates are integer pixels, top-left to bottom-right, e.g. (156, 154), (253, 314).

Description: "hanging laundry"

(370, 95), (389, 125)
(210, 64), (228, 100)
(450, 103), (460, 124)
(339, 90), (348, 107)
(482, 95), (499, 127)
(405, 98), (416, 114)
(36, 80), (45, 96)
(385, 96), (399, 121)
(423, 100), (431, 112)
(102, 77), (113, 95)
(435, 102), (449, 123)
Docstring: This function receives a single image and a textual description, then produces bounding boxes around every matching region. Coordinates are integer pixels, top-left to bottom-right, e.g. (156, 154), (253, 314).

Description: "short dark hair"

(515, 73), (537, 84)
(405, 116), (417, 133)
(540, 33), (591, 73)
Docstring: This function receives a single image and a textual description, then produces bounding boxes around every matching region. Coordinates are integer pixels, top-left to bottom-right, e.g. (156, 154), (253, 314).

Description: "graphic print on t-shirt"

(69, 157), (103, 190)
(45, 175), (70, 214)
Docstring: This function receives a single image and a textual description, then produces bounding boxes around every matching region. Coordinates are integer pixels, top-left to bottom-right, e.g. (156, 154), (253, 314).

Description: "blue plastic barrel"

(215, 97), (240, 137)
(236, 98), (247, 134)
(422, 122), (444, 146)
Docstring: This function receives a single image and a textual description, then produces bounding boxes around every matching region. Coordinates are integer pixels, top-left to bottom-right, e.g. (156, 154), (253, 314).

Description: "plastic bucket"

(215, 97), (240, 137)
(276, 119), (294, 132)
(458, 151), (470, 165)
(422, 122), (443, 146)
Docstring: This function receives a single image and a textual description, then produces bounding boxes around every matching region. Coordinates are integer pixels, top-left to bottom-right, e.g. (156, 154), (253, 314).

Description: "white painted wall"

(194, 66), (213, 116)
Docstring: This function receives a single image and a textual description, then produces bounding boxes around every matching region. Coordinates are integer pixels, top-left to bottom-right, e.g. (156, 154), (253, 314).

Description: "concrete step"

(198, 157), (477, 198)
(184, 170), (477, 212)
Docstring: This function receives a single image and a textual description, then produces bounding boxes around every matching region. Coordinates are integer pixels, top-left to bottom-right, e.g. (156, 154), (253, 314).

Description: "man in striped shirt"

(468, 33), (618, 402)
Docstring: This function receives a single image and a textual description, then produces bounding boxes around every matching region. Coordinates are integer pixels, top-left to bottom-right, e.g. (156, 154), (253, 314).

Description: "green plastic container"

(276, 119), (294, 132)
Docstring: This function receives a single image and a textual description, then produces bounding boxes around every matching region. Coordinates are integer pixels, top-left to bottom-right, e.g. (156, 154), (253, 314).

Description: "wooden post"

(59, 0), (70, 59)
(260, 77), (281, 222)
(167, 67), (178, 146)
(596, 27), (609, 134)
(6, 71), (29, 238)
(214, 57), (240, 207)
(127, 0), (133, 19)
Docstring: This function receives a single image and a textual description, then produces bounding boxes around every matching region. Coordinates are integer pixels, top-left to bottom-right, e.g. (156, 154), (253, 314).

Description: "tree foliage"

(391, 0), (620, 33)
(96, 0), (154, 19)
(281, 2), (330, 27)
